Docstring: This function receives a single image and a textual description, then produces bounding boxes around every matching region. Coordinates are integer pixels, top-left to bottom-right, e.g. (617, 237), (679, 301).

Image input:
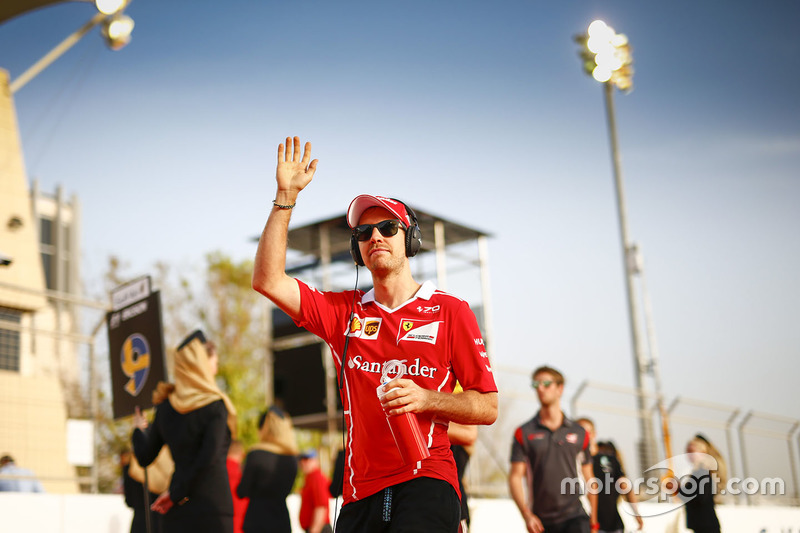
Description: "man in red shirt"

(252, 137), (498, 533)
(299, 449), (332, 533)
(226, 440), (248, 533)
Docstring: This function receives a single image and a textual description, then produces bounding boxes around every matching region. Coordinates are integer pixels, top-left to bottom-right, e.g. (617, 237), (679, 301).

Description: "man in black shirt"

(509, 366), (598, 533)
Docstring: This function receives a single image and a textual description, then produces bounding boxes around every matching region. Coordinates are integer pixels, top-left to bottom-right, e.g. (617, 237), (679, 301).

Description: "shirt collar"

(360, 280), (436, 306)
(534, 411), (571, 430)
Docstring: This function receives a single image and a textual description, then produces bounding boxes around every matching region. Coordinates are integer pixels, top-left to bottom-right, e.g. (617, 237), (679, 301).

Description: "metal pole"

(0, 280), (109, 310)
(636, 244), (672, 463)
(262, 298), (274, 407)
(570, 380), (589, 419)
(89, 315), (107, 494)
(10, 12), (107, 94)
(796, 426), (800, 505)
(797, 427), (800, 505)
(738, 411), (753, 505)
(319, 224), (339, 450)
(787, 422), (800, 503)
(477, 235), (494, 351)
(433, 220), (447, 291)
(476, 236), (493, 496)
(739, 410), (800, 505)
(725, 409), (741, 487)
(602, 81), (656, 474)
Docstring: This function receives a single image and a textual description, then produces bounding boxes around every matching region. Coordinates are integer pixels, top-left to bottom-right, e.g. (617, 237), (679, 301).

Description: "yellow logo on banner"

(121, 333), (151, 396)
(402, 321), (414, 332)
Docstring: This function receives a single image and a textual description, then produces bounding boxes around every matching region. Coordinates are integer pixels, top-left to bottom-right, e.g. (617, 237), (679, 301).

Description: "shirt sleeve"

(295, 279), (346, 339)
(579, 427), (591, 465)
(132, 410), (165, 469)
(293, 279), (354, 349)
(449, 300), (497, 394)
(510, 426), (527, 463)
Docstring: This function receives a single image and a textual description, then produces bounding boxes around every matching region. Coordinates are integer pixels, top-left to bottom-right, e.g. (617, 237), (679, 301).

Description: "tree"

(197, 251), (268, 446)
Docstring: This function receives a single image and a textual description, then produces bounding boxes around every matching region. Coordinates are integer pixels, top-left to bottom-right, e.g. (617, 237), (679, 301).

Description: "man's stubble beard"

(367, 249), (406, 278)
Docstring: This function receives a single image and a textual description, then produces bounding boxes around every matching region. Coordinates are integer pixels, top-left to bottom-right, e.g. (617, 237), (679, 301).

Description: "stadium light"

(10, 2), (135, 93)
(576, 19), (634, 92)
(101, 13), (135, 50)
(95, 0), (128, 15)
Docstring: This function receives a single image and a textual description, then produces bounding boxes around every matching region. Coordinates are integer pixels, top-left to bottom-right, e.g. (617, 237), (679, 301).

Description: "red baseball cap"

(346, 195), (412, 229)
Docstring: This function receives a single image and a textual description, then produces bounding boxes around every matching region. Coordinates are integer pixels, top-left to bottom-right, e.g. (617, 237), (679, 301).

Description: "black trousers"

(335, 477), (460, 533)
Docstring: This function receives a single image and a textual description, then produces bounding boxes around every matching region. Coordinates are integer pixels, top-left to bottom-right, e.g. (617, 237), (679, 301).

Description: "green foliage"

(201, 251), (268, 446)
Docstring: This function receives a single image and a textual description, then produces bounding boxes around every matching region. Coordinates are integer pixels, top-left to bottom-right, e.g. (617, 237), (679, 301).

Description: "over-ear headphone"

(350, 198), (422, 266)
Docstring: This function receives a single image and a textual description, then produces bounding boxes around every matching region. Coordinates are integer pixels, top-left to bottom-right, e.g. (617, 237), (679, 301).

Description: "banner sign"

(111, 276), (151, 311)
(107, 290), (166, 419)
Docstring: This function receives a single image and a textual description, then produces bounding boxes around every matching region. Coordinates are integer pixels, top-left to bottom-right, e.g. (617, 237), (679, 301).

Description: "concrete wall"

(0, 68), (47, 311)
(0, 67), (85, 495)
(2, 493), (799, 533)
(0, 372), (79, 493)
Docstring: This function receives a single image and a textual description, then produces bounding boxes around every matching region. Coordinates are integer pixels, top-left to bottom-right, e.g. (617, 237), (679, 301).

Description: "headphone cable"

(333, 264), (359, 531)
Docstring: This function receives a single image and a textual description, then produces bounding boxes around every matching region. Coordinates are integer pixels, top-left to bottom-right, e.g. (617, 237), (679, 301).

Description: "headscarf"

(128, 446), (174, 495)
(152, 330), (237, 435)
(250, 406), (298, 456)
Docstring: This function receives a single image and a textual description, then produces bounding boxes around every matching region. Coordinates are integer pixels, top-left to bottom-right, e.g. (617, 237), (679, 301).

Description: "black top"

(679, 468), (721, 533)
(133, 399), (233, 533)
(237, 449), (298, 533)
(591, 453), (625, 531)
(329, 449), (345, 498)
(510, 414), (590, 525)
(123, 463), (163, 533)
(451, 444), (471, 523)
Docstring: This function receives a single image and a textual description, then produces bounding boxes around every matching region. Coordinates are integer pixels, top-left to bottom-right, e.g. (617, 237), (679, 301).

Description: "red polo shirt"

(300, 467), (331, 530)
(294, 279), (497, 504)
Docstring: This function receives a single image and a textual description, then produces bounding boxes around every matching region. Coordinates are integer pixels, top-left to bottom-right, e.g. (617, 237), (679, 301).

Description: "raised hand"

(133, 406), (148, 430)
(276, 136), (318, 196)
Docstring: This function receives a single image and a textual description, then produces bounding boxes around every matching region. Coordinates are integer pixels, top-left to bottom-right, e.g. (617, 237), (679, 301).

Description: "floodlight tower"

(575, 20), (667, 474)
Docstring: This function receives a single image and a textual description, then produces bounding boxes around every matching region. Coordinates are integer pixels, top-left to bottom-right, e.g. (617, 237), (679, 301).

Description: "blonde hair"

(251, 407), (298, 456)
(689, 434), (728, 501)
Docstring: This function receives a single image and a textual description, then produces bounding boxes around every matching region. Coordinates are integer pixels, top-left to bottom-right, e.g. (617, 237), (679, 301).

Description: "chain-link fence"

(462, 365), (799, 507)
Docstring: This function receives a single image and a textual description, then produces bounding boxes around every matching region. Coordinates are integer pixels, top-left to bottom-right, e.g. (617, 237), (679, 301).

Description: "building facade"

(1, 68), (83, 493)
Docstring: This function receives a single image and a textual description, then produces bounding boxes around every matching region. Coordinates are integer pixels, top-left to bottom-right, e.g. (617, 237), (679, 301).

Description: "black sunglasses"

(353, 219), (406, 242)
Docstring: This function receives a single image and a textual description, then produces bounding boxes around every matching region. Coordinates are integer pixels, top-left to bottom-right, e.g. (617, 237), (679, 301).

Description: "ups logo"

(364, 321), (380, 336)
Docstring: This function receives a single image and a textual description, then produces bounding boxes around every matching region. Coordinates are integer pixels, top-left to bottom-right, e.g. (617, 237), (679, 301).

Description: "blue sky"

(2, 0), (799, 475)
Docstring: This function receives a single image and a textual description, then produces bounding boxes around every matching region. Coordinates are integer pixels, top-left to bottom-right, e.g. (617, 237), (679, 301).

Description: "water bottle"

(376, 359), (431, 465)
